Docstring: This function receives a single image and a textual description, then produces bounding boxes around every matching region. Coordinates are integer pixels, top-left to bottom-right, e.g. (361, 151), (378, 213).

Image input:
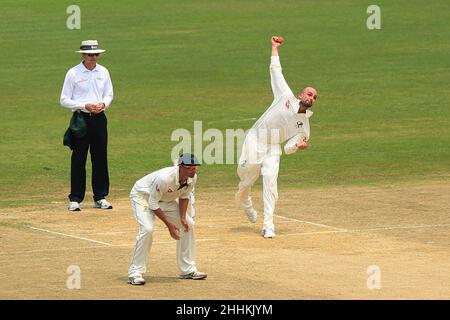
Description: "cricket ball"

(274, 36), (284, 44)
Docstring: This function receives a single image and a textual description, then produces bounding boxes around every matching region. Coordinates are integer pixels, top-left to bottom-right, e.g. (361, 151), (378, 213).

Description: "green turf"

(0, 0), (449, 207)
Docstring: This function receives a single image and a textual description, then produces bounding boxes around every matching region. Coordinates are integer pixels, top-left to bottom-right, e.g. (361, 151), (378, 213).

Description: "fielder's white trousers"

(236, 135), (280, 232)
(128, 195), (197, 277)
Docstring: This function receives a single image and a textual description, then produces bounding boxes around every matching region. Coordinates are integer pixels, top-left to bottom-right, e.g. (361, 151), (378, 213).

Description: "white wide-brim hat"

(76, 40), (106, 54)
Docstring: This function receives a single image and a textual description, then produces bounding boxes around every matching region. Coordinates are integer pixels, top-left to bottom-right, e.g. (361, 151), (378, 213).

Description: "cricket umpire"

(236, 36), (318, 238)
(127, 153), (207, 285)
(60, 40), (114, 211)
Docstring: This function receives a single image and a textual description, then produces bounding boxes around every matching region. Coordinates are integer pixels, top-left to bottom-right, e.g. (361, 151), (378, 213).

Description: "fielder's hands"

(167, 222), (181, 240)
(296, 138), (308, 150)
(180, 217), (190, 233)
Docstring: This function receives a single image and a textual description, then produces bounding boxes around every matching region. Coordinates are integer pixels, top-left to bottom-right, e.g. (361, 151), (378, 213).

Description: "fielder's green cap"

(178, 153), (201, 166)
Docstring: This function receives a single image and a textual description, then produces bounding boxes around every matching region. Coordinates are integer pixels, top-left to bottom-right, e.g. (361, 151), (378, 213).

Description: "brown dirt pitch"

(0, 181), (449, 299)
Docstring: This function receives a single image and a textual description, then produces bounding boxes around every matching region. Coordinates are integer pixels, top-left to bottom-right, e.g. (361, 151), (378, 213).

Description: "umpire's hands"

(85, 102), (105, 114)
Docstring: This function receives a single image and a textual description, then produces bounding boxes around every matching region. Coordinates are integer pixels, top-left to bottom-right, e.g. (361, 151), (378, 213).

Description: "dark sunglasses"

(87, 53), (100, 57)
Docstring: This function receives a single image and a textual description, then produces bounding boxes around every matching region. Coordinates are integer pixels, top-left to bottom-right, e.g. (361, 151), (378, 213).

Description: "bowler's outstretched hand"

(296, 138), (308, 150)
(271, 36), (283, 47)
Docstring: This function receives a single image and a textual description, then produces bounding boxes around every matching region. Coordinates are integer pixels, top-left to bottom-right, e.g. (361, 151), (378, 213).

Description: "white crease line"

(358, 223), (450, 232)
(29, 227), (115, 246)
(0, 238), (220, 257)
(274, 214), (347, 231)
(207, 117), (256, 125)
(280, 223), (450, 237)
(0, 245), (111, 256)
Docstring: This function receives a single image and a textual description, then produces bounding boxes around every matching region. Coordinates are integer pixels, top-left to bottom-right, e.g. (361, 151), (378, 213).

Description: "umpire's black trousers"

(69, 111), (109, 203)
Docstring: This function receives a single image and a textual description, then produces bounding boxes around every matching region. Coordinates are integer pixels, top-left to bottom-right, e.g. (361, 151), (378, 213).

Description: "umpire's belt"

(77, 110), (104, 117)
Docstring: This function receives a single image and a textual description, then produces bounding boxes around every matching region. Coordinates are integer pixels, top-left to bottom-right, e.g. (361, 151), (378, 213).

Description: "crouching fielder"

(127, 153), (207, 285)
(236, 36), (318, 238)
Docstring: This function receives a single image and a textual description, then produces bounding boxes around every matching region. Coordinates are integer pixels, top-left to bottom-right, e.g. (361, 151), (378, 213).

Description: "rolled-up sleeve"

(60, 70), (86, 111)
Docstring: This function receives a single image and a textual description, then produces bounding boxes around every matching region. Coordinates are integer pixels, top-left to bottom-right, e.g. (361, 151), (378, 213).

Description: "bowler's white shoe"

(94, 199), (113, 209)
(244, 207), (257, 223)
(262, 229), (276, 238)
(68, 201), (81, 211)
(179, 271), (208, 280)
(127, 274), (146, 285)
(236, 193), (258, 223)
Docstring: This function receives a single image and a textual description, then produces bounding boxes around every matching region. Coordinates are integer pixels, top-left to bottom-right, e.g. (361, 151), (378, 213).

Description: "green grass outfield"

(0, 0), (449, 207)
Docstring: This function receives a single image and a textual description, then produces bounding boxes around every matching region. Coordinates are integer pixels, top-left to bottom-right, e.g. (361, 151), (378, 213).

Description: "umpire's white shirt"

(248, 56), (313, 156)
(130, 166), (196, 211)
(60, 62), (114, 113)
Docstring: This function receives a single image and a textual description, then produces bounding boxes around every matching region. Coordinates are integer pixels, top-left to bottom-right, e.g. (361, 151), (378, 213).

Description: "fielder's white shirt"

(249, 56), (313, 155)
(60, 62), (114, 113)
(130, 166), (196, 211)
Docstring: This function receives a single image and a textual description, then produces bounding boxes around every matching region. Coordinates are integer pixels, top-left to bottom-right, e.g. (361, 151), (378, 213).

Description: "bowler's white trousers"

(128, 194), (197, 277)
(236, 134), (280, 232)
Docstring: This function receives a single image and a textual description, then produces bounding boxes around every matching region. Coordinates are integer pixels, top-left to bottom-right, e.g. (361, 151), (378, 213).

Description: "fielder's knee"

(139, 224), (154, 235)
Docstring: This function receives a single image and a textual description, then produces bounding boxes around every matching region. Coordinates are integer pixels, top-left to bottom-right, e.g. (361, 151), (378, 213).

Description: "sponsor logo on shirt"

(296, 121), (303, 128)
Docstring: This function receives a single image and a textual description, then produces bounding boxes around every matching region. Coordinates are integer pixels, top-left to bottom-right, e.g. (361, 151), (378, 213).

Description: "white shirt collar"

(79, 62), (99, 73)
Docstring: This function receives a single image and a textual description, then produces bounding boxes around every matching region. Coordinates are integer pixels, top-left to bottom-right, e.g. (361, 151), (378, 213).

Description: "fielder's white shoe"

(179, 271), (208, 280)
(68, 201), (81, 211)
(94, 199), (113, 209)
(127, 274), (146, 285)
(262, 229), (276, 238)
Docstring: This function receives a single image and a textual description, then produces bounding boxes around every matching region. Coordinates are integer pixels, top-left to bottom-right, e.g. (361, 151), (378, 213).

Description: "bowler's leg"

(261, 154), (280, 236)
(236, 135), (260, 206)
(236, 163), (261, 223)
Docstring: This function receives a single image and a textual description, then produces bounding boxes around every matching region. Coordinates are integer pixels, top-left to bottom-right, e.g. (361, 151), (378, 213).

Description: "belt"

(76, 110), (104, 117)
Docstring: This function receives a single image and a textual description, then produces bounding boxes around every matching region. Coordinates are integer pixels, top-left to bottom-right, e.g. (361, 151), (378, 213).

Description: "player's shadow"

(118, 276), (179, 284)
(228, 225), (255, 234)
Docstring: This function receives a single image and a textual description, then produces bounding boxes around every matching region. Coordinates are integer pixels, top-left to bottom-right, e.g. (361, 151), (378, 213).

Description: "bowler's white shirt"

(60, 62), (113, 112)
(249, 56), (313, 154)
(130, 166), (196, 211)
